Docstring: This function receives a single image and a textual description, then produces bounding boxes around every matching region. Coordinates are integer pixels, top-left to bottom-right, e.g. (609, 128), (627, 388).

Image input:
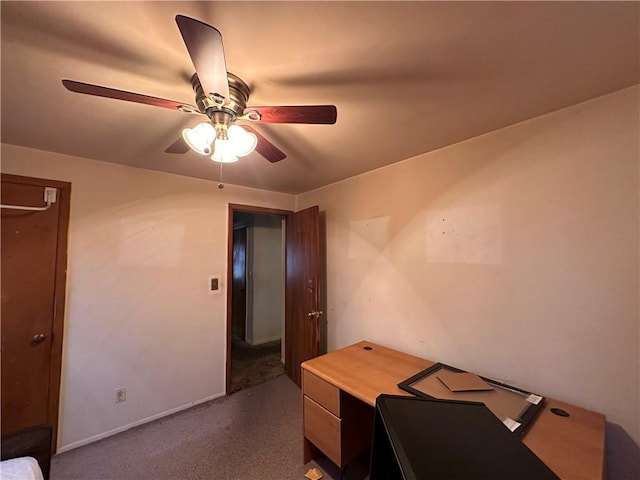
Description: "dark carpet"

(51, 375), (346, 480)
(230, 338), (285, 394)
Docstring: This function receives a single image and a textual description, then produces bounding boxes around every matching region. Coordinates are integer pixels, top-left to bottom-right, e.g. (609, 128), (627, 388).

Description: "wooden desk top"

(302, 341), (606, 480)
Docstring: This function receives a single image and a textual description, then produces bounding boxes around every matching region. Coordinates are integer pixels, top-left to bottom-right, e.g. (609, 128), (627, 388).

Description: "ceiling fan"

(62, 15), (337, 164)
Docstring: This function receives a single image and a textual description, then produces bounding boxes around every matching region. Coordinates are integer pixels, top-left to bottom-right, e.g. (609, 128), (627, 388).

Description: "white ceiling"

(2, 1), (638, 194)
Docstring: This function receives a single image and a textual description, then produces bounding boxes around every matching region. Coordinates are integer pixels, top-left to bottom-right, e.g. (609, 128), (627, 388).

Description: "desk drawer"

(304, 396), (342, 466)
(303, 370), (340, 416)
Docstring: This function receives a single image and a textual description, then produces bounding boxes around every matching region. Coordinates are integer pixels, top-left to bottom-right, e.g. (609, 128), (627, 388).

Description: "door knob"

(32, 333), (46, 344)
(308, 310), (323, 319)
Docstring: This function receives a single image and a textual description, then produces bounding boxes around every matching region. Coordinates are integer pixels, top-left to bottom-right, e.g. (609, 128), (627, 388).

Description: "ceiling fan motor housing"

(191, 72), (250, 129)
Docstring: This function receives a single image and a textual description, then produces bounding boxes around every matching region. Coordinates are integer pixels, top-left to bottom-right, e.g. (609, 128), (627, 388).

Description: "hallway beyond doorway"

(230, 336), (285, 393)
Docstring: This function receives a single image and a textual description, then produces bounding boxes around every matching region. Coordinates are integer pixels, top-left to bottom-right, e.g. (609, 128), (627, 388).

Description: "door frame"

(1, 173), (71, 452)
(225, 203), (292, 394)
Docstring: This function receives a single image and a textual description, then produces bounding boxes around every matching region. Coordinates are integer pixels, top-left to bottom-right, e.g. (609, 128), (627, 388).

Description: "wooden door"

(231, 226), (247, 341)
(1, 174), (70, 451)
(285, 205), (321, 386)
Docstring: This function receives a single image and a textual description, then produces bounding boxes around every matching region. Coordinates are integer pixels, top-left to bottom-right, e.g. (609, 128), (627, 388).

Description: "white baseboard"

(56, 392), (226, 453)
(249, 335), (281, 346)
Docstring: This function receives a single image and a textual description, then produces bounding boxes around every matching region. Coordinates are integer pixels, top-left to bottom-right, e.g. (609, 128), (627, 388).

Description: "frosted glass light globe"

(211, 138), (239, 163)
(182, 122), (215, 155)
(228, 125), (258, 157)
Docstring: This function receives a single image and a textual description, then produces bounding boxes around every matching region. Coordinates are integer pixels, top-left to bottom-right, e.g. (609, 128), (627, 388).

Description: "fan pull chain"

(218, 162), (224, 189)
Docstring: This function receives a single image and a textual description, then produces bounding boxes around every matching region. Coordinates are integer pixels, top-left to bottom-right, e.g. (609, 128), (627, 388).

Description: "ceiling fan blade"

(244, 105), (337, 124)
(164, 137), (190, 154)
(242, 125), (286, 163)
(175, 15), (230, 105)
(62, 79), (198, 112)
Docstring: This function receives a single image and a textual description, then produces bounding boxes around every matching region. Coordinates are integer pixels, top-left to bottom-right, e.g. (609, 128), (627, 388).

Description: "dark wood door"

(231, 226), (247, 340)
(285, 205), (321, 386)
(1, 174), (70, 451)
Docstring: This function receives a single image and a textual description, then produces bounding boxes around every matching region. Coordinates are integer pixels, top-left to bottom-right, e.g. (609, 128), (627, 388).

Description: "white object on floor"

(0, 456), (44, 480)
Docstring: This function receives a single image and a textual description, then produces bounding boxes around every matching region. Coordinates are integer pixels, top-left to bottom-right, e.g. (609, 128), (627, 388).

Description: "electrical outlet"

(115, 387), (126, 403)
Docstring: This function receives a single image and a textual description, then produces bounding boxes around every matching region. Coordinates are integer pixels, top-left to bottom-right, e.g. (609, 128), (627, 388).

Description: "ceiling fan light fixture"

(211, 138), (239, 163)
(227, 125), (257, 157)
(182, 122), (215, 155)
(63, 16), (336, 165)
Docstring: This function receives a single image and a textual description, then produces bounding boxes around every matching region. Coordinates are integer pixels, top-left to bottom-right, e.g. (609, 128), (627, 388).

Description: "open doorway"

(227, 203), (323, 392)
(228, 208), (287, 393)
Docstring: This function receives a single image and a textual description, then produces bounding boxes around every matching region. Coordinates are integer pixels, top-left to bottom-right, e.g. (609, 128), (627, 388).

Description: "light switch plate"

(209, 275), (221, 294)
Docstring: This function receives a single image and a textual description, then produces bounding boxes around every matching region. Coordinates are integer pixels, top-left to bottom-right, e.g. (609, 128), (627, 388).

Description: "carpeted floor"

(230, 337), (286, 394)
(50, 375), (356, 480)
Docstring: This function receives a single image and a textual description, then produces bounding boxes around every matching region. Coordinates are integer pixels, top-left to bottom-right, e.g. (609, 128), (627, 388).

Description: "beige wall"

(1, 85), (638, 472)
(246, 214), (284, 345)
(0, 145), (295, 451)
(298, 86), (639, 452)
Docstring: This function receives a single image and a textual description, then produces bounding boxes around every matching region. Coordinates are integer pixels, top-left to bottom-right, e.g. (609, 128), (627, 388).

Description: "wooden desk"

(301, 341), (606, 479)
